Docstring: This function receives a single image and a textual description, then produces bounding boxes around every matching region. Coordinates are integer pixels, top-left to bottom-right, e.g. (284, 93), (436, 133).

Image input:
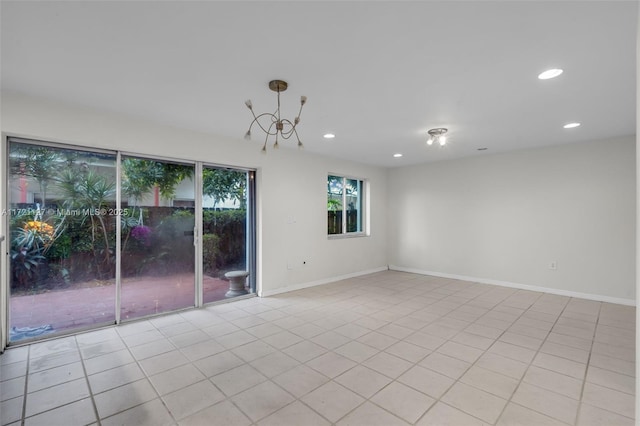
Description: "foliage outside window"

(328, 175), (364, 236)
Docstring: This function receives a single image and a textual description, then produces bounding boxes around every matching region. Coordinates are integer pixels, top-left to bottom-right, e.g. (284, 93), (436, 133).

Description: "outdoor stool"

(224, 270), (249, 298)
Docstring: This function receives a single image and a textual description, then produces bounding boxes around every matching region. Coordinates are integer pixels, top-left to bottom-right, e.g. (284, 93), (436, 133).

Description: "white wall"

(388, 137), (636, 302)
(0, 91), (389, 296)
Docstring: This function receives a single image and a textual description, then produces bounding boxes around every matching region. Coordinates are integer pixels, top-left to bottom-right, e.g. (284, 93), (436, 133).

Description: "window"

(328, 174), (365, 236)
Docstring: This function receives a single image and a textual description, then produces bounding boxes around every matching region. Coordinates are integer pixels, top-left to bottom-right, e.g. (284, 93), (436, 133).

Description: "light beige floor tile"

(496, 402), (568, 426)
(403, 331), (446, 350)
(552, 324), (594, 341)
(307, 352), (357, 378)
(302, 381), (365, 423)
(398, 365), (454, 398)
(179, 400), (251, 426)
(24, 397), (96, 426)
(334, 341), (379, 363)
(451, 331), (495, 350)
(312, 331), (353, 350)
(1, 360), (27, 381)
(437, 341), (483, 363)
(1, 397), (24, 425)
(89, 362), (145, 394)
(192, 350), (244, 378)
(102, 398), (174, 426)
(416, 401), (487, 426)
(577, 403), (635, 426)
(139, 349), (190, 376)
(29, 336), (78, 359)
(532, 352), (586, 380)
(460, 365), (519, 399)
(289, 323), (326, 339)
(581, 382), (635, 419)
(0, 347), (29, 366)
(215, 330), (257, 349)
(488, 341), (536, 363)
(465, 323), (504, 339)
(420, 352), (471, 379)
(246, 322), (284, 338)
(180, 339), (226, 362)
(376, 323), (415, 339)
(545, 332), (592, 351)
(149, 363), (205, 395)
(116, 320), (156, 337)
(523, 365), (582, 400)
(122, 329), (165, 348)
(83, 349), (134, 375)
(334, 323), (373, 339)
(25, 377), (90, 417)
(94, 379), (157, 419)
(128, 339), (175, 360)
(272, 364), (328, 398)
(357, 331), (399, 350)
(511, 382), (579, 424)
(499, 331), (543, 350)
(385, 341), (431, 363)
(586, 365), (634, 395)
(29, 350), (81, 374)
(335, 365), (392, 398)
(589, 353), (635, 377)
(156, 320), (197, 338)
(202, 321), (241, 338)
(168, 329), (210, 348)
(231, 340), (276, 362)
(80, 339), (127, 360)
(540, 341), (589, 364)
(507, 324), (549, 340)
(27, 361), (84, 392)
(371, 381), (435, 424)
(258, 400), (330, 426)
(210, 364), (267, 396)
(1, 376), (25, 402)
(363, 351), (413, 379)
(162, 380), (224, 420)
(261, 331), (304, 349)
(250, 351), (299, 378)
(282, 340), (327, 363)
(231, 380), (295, 422)
(337, 401), (409, 426)
(441, 382), (507, 424)
(591, 341), (635, 363)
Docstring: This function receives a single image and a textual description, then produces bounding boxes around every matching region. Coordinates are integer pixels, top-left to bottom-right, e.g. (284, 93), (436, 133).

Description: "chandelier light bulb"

(427, 137), (434, 146)
(439, 135), (447, 146)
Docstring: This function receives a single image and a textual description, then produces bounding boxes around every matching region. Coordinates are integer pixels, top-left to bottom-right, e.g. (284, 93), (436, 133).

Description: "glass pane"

(202, 167), (250, 303)
(346, 178), (362, 233)
(120, 157), (195, 320)
(8, 141), (117, 342)
(327, 175), (343, 234)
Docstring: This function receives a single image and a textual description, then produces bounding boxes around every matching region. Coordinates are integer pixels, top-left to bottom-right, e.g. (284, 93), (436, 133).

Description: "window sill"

(328, 233), (368, 240)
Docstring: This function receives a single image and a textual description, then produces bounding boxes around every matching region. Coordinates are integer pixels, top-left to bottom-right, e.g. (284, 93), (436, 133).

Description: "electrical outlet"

(549, 261), (557, 270)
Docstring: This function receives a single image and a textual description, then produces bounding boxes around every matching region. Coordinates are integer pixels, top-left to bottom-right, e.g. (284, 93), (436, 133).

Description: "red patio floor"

(9, 274), (242, 341)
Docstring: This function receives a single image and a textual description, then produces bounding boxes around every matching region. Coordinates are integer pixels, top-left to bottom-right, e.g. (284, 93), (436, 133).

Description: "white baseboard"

(259, 266), (389, 297)
(388, 265), (636, 306)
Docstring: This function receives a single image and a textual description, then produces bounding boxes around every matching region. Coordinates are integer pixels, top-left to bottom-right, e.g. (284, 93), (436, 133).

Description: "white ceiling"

(1, 1), (636, 167)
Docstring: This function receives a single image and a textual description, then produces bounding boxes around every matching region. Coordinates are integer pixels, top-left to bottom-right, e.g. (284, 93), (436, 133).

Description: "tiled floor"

(10, 274), (233, 340)
(0, 271), (635, 425)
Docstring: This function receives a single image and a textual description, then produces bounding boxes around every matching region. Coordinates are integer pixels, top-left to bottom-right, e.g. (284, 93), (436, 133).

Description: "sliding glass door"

(8, 139), (118, 341)
(120, 156), (196, 320)
(5, 138), (255, 344)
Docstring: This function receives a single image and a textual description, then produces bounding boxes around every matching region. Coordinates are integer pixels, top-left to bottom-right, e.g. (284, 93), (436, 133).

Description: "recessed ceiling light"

(323, 133), (335, 139)
(393, 153), (403, 158)
(477, 148), (488, 151)
(538, 68), (563, 80)
(563, 122), (581, 129)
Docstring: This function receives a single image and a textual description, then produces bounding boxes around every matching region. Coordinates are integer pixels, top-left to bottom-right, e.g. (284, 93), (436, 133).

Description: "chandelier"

(244, 80), (307, 152)
(427, 128), (448, 146)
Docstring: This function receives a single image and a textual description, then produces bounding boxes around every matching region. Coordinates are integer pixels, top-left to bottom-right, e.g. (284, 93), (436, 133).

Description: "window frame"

(327, 174), (368, 239)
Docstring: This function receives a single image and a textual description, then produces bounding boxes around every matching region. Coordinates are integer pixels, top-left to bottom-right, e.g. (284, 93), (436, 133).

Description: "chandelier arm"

(250, 113), (280, 135)
(279, 119), (296, 139)
(292, 127), (303, 147)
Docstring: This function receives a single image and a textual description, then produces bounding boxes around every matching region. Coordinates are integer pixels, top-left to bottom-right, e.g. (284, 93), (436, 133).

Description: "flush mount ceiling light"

(393, 153), (403, 158)
(563, 122), (581, 129)
(538, 68), (563, 80)
(323, 133), (336, 139)
(427, 128), (448, 146)
(244, 79), (307, 152)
